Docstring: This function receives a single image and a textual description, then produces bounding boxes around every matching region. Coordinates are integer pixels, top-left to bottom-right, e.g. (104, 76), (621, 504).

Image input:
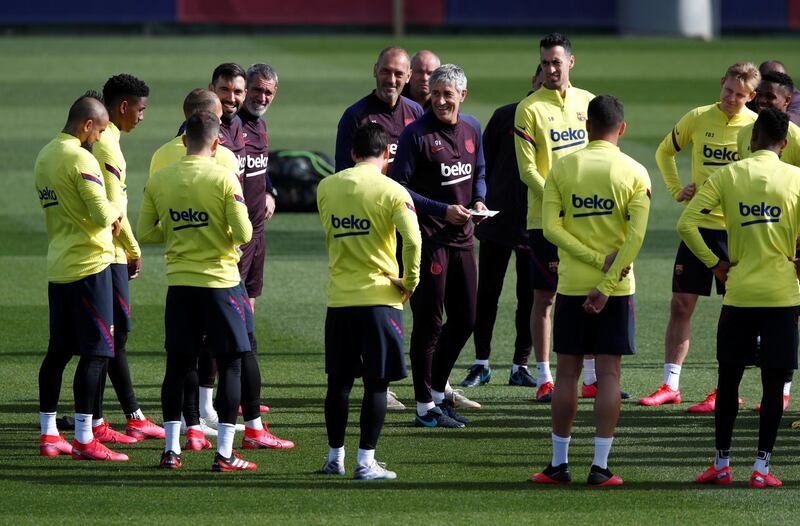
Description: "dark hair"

(67, 90), (106, 123)
(183, 88), (218, 118)
(588, 95), (624, 134)
(761, 71), (795, 95)
(754, 107), (789, 145)
(211, 63), (246, 86)
(102, 74), (149, 107)
(535, 64), (542, 76)
(352, 122), (390, 159)
(759, 60), (786, 76)
(184, 111), (220, 149)
(540, 33), (572, 55)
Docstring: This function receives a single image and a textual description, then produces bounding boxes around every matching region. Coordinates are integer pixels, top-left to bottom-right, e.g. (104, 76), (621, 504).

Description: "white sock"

(92, 417), (104, 428)
(714, 449), (730, 470)
(164, 421), (181, 454)
(328, 446), (344, 463)
(245, 418), (263, 431)
(664, 363), (681, 390)
(127, 408), (145, 420)
(583, 358), (596, 385)
(39, 412), (57, 436)
(754, 450), (771, 474)
(537, 362), (553, 385)
(551, 433), (570, 466)
(217, 423), (236, 458)
(784, 382), (792, 397)
(417, 401), (435, 417)
(357, 448), (375, 467)
(74, 413), (93, 444)
(432, 390), (445, 405)
(474, 359), (489, 367)
(592, 436), (614, 469)
(199, 387), (216, 419)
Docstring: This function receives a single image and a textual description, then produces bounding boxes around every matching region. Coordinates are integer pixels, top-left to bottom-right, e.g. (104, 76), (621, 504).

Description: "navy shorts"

(672, 228), (728, 296)
(110, 263), (132, 334)
(238, 230), (265, 299)
(325, 306), (407, 381)
(48, 266), (115, 358)
(717, 305), (799, 369)
(528, 229), (558, 291)
(553, 294), (635, 356)
(165, 285), (251, 356)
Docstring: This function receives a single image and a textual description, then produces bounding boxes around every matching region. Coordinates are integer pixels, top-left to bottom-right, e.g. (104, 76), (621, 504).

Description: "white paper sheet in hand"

(469, 209), (499, 218)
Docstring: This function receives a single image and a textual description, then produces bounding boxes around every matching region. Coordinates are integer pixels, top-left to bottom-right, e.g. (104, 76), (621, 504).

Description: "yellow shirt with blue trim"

(677, 149), (800, 307)
(656, 103), (757, 230)
(34, 133), (121, 283)
(736, 120), (800, 168)
(92, 121), (141, 263)
(514, 84), (595, 229)
(542, 140), (651, 297)
(137, 155), (252, 288)
(149, 135), (240, 179)
(317, 161), (422, 309)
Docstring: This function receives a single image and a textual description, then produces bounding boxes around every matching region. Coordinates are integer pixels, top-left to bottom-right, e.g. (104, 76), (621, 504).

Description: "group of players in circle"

(33, 31), (800, 486)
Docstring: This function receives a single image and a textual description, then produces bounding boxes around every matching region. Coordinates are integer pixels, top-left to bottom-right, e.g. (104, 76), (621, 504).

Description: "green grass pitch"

(2, 35), (800, 524)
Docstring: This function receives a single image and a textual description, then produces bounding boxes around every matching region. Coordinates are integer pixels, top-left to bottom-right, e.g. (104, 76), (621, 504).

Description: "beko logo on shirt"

(549, 128), (587, 151)
(739, 201), (781, 226)
(169, 208), (209, 230)
(702, 145), (738, 166)
(331, 214), (371, 238)
(572, 194), (615, 217)
(38, 187), (58, 208)
(247, 155), (268, 169)
(440, 162), (473, 186)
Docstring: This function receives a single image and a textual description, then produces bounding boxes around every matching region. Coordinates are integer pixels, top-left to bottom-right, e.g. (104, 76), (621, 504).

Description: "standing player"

(238, 63), (279, 311)
(402, 50), (441, 109)
(335, 47), (423, 172)
(680, 108), (800, 489)
(138, 111), (257, 471)
(530, 95), (651, 487)
(460, 71), (542, 389)
(35, 92), (128, 461)
(318, 122), (421, 480)
(391, 64), (486, 427)
(640, 62), (759, 411)
(90, 74), (165, 443)
(208, 63), (247, 175)
(514, 33), (595, 402)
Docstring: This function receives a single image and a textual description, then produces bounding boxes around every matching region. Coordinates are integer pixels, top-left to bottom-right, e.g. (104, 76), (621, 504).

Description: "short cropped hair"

(540, 33), (572, 55)
(376, 47), (410, 68)
(211, 63), (246, 86)
(67, 90), (106, 124)
(102, 74), (149, 107)
(246, 63), (278, 87)
(724, 62), (760, 92)
(352, 122), (390, 159)
(182, 89), (218, 119)
(761, 71), (795, 96)
(759, 60), (786, 76)
(184, 111), (220, 150)
(754, 107), (789, 145)
(429, 64), (467, 92)
(588, 95), (624, 135)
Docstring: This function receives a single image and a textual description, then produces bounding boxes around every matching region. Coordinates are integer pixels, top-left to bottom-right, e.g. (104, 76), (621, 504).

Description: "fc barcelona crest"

(465, 138), (475, 154)
(577, 112), (587, 122)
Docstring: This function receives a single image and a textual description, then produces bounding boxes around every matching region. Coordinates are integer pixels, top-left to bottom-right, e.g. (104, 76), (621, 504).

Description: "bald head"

(374, 47), (412, 106)
(409, 50), (441, 106)
(63, 91), (109, 148)
(183, 88), (223, 120)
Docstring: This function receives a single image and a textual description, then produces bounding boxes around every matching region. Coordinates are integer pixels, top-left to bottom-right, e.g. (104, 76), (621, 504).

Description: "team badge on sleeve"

(464, 138), (475, 154)
(577, 112), (587, 122)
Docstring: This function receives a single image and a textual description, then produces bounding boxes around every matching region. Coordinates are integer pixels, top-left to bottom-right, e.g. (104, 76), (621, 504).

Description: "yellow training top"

(317, 162), (422, 309)
(149, 135), (240, 179)
(514, 84), (594, 229)
(542, 140), (651, 297)
(656, 103), (757, 230)
(34, 133), (121, 283)
(677, 150), (800, 307)
(138, 155), (252, 288)
(736, 120), (800, 167)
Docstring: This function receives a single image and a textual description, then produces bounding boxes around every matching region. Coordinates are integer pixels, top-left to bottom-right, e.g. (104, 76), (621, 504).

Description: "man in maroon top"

(402, 50), (441, 110)
(335, 47), (424, 172)
(208, 63), (247, 178)
(390, 64), (487, 428)
(238, 63), (279, 310)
